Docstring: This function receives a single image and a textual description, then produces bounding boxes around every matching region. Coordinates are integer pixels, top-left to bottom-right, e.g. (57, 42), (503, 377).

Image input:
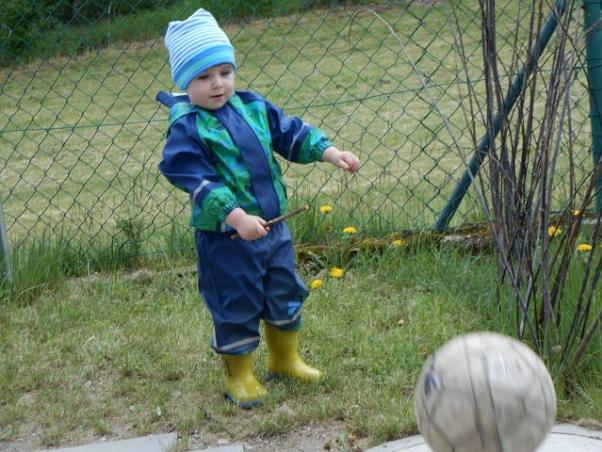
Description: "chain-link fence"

(0, 0), (594, 259)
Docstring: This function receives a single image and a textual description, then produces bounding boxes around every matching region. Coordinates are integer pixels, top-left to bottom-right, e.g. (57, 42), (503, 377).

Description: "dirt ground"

(184, 421), (369, 451)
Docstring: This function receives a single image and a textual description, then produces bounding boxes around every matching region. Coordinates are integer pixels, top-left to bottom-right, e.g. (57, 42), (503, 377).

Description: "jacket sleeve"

(265, 99), (333, 164)
(159, 115), (239, 224)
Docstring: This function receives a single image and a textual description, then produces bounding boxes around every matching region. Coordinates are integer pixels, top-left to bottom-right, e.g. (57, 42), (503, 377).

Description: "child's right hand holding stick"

(226, 207), (269, 241)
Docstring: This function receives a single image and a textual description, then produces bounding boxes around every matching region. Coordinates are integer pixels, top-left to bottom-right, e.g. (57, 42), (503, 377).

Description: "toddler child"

(158, 8), (359, 408)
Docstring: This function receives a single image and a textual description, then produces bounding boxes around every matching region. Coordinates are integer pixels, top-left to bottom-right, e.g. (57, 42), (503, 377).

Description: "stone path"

(35, 433), (177, 452)
(366, 423), (602, 452)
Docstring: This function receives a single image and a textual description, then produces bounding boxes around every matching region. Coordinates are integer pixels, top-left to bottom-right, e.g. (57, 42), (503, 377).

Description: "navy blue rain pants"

(194, 221), (308, 355)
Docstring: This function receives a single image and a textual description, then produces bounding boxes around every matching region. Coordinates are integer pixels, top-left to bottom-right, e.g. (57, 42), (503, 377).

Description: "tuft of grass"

(2, 232), (67, 304)
(0, 216), (150, 305)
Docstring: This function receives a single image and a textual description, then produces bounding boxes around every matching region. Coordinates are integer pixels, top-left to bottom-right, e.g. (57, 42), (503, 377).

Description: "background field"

(0, 1), (595, 256)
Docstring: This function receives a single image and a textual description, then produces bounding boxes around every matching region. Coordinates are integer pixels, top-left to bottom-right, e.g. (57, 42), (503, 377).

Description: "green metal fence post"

(0, 196), (11, 284)
(434, 0), (568, 231)
(583, 0), (602, 213)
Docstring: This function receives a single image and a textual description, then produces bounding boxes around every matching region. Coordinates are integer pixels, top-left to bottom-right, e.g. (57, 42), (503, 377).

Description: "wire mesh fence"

(0, 0), (594, 258)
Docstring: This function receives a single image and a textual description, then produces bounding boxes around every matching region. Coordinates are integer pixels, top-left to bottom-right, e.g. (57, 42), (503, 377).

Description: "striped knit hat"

(165, 9), (236, 90)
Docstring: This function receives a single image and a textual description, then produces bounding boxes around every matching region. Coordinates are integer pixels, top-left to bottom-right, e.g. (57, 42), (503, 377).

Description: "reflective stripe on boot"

(264, 323), (323, 382)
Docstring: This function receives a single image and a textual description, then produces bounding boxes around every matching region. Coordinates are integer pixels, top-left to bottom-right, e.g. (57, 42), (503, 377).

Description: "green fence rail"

(0, 0), (594, 261)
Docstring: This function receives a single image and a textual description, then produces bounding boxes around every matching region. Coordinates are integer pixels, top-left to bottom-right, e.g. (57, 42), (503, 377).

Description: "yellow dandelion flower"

(319, 204), (333, 214)
(329, 267), (345, 278)
(571, 209), (582, 217)
(576, 243), (592, 252)
(547, 226), (562, 237)
(310, 279), (324, 289)
(342, 226), (357, 234)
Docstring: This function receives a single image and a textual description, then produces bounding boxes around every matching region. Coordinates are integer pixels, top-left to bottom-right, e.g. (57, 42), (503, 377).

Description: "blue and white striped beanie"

(165, 9), (236, 90)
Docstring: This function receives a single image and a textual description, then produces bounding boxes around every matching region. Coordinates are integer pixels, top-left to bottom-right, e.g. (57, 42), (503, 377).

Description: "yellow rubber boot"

(223, 354), (267, 408)
(264, 323), (323, 382)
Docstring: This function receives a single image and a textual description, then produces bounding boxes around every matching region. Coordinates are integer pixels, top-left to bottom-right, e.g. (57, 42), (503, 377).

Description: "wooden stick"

(230, 205), (309, 239)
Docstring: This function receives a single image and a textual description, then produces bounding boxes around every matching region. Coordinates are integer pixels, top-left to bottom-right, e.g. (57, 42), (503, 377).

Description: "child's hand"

(236, 215), (269, 240)
(226, 208), (269, 241)
(322, 146), (360, 173)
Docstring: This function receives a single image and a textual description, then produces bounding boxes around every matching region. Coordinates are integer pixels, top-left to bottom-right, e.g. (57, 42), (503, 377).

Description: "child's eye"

(197, 74), (209, 80)
(220, 70), (232, 76)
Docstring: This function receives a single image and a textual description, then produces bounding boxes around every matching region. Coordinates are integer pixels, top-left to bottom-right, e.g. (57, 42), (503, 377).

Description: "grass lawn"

(0, 1), (594, 251)
(0, 243), (600, 450)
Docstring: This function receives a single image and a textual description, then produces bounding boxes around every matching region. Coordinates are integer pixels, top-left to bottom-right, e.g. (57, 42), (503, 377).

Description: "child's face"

(186, 63), (235, 110)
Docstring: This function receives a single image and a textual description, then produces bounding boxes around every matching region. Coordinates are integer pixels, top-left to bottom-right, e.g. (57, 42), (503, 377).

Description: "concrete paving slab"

(38, 432), (177, 452)
(189, 445), (244, 452)
(366, 423), (602, 452)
